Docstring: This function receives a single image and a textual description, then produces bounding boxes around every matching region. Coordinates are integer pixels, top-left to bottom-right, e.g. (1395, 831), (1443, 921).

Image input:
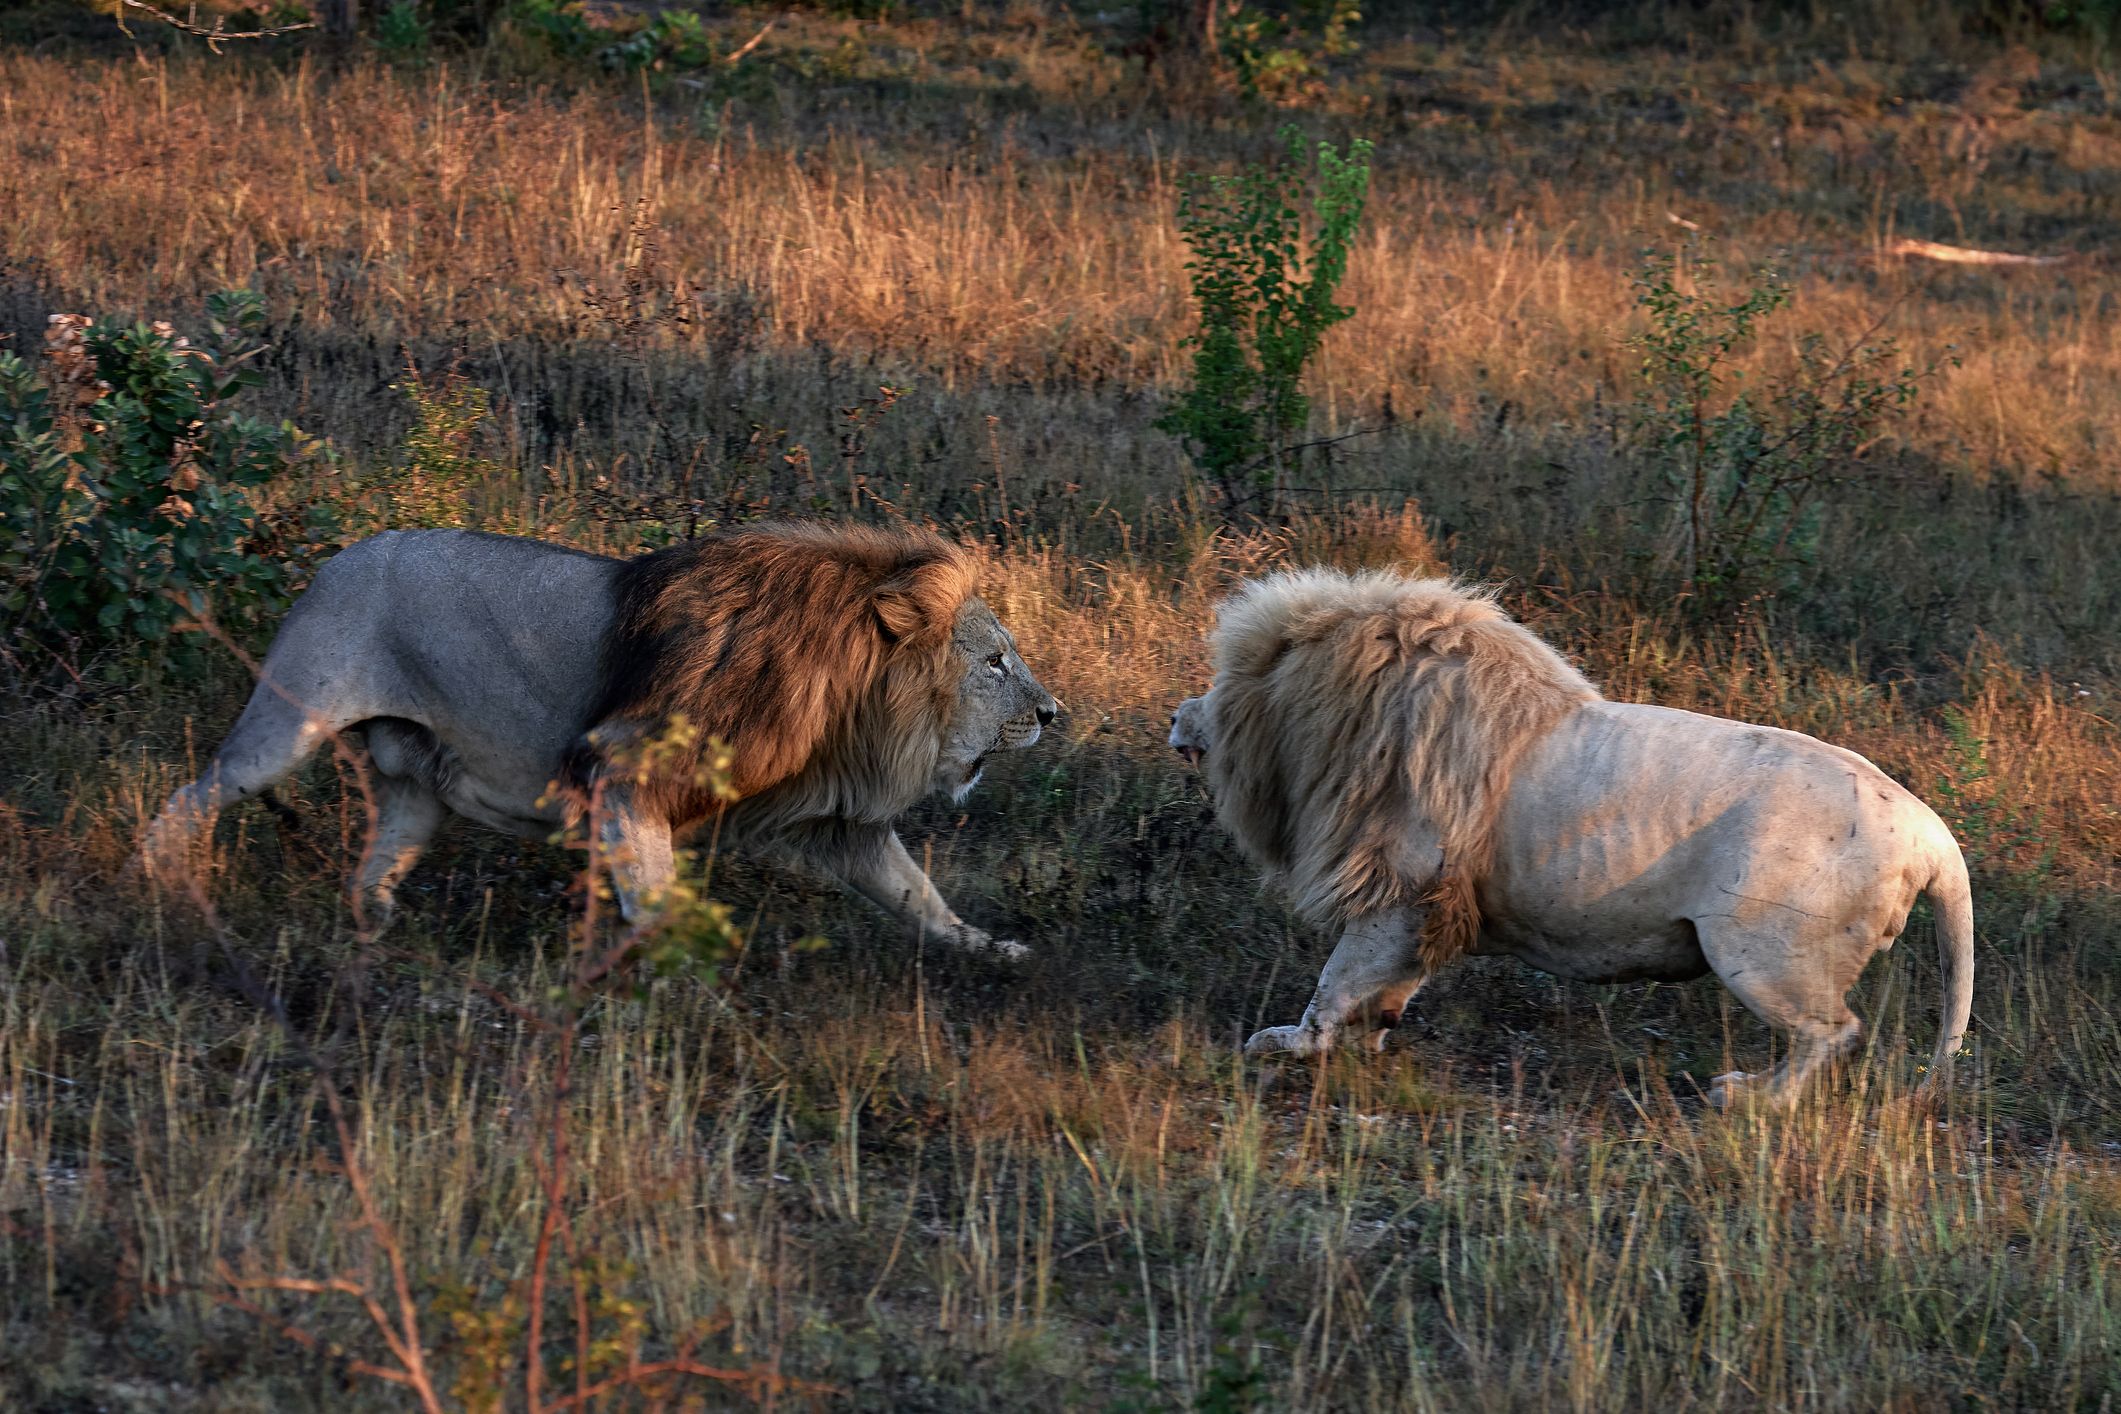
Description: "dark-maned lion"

(1169, 568), (1974, 1106)
(143, 522), (1057, 955)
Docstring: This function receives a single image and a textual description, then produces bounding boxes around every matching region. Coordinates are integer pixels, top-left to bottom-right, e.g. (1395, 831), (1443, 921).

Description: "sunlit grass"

(1, 7), (2118, 1408)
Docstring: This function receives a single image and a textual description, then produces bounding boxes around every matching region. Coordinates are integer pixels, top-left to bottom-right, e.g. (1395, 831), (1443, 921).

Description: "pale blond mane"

(1203, 569), (1599, 967)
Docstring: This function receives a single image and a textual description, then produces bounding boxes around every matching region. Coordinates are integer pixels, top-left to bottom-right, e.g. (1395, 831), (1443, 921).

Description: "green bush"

(0, 291), (338, 678)
(1220, 0), (1362, 101)
(374, 0), (433, 55)
(380, 364), (504, 529)
(503, 0), (730, 71)
(599, 8), (714, 72)
(1126, 0), (1361, 101)
(1626, 248), (1940, 612)
(504, 0), (596, 59)
(1155, 126), (1372, 513)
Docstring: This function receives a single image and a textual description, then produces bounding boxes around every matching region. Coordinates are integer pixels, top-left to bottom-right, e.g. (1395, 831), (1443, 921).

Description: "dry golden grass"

(2, 10), (2119, 1409)
(3, 867), (2117, 1409)
(3, 35), (2119, 481)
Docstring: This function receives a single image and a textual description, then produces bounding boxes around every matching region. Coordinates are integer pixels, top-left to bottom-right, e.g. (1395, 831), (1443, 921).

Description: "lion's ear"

(873, 561), (969, 642)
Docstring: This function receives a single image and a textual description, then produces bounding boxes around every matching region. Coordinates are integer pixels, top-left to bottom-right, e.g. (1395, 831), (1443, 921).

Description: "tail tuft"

(1919, 846), (1976, 1103)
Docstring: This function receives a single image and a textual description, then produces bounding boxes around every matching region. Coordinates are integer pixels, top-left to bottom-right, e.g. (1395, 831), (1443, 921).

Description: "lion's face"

(936, 599), (1059, 801)
(1168, 694), (1213, 767)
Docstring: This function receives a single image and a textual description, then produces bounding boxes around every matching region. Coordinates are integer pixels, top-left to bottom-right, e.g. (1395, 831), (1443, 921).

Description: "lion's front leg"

(595, 785), (677, 926)
(823, 822), (1027, 960)
(1245, 909), (1425, 1058)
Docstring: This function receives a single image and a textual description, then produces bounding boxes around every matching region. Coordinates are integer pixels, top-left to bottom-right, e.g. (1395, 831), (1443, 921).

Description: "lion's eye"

(986, 652), (1006, 671)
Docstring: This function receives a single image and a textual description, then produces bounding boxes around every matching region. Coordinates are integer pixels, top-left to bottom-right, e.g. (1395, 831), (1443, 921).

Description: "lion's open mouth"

(1176, 745), (1204, 768)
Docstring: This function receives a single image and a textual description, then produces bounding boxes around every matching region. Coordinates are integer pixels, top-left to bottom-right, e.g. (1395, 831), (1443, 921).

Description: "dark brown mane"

(563, 521), (978, 828)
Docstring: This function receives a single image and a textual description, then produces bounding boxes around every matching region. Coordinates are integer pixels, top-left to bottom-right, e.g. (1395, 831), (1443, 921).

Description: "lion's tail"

(1920, 842), (1976, 1103)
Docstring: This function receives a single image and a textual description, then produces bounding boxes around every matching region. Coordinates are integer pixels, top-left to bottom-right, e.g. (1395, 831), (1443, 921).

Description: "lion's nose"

(1036, 700), (1058, 727)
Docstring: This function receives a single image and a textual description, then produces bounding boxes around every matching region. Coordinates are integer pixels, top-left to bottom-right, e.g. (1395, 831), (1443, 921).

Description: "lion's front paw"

(947, 925), (1029, 960)
(1243, 1025), (1316, 1058)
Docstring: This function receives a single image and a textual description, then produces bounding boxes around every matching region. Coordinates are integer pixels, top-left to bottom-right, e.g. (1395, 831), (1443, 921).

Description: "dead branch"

(211, 1281), (434, 1394)
(725, 13), (781, 65)
(117, 0), (316, 51)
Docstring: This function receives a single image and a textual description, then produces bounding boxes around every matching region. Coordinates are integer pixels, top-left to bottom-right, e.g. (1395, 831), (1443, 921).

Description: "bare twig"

(117, 0), (315, 52)
(725, 13), (782, 65)
(212, 1279), (436, 1395)
(1251, 419), (1401, 464)
(1223, 419), (1402, 515)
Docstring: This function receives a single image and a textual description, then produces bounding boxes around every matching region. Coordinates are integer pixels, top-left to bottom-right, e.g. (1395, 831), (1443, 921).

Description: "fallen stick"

(1883, 237), (2069, 267)
(726, 12), (781, 65)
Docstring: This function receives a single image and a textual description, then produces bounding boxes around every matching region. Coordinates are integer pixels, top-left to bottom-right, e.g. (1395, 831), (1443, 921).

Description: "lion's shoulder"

(573, 520), (980, 824)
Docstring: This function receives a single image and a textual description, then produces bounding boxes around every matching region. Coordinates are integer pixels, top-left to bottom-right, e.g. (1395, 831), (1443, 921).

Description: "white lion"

(1170, 569), (1974, 1106)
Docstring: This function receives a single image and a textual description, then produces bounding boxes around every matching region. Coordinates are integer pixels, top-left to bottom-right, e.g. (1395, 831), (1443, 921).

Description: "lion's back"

(307, 528), (614, 605)
(263, 530), (623, 809)
(1490, 699), (1955, 948)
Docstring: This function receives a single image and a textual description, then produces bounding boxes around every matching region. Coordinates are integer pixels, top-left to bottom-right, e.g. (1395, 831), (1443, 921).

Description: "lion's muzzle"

(1168, 697), (1210, 768)
(998, 702), (1055, 751)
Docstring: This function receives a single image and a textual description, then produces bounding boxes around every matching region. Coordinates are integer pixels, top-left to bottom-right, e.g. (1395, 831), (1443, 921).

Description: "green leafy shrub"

(1625, 248), (1942, 612)
(0, 291), (338, 678)
(380, 364), (506, 529)
(503, 0), (596, 59)
(1155, 126), (1371, 512)
(1126, 0), (1361, 101)
(374, 0), (433, 55)
(599, 8), (715, 71)
(1220, 0), (1362, 101)
(504, 0), (729, 71)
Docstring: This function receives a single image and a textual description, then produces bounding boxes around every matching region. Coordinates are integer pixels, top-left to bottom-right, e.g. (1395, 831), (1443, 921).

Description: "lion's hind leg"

(141, 680), (357, 894)
(1699, 918), (1868, 1109)
(348, 774), (447, 935)
(1244, 909), (1426, 1059)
